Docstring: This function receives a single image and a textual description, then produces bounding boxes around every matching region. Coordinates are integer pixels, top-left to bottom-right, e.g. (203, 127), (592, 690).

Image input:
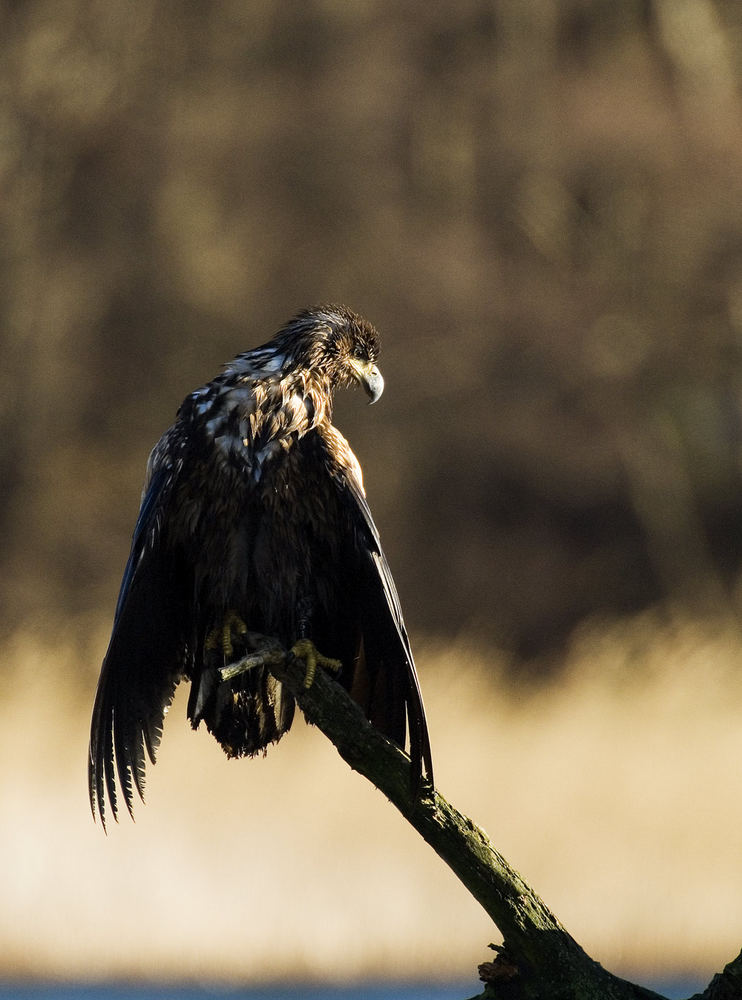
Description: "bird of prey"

(89, 305), (434, 827)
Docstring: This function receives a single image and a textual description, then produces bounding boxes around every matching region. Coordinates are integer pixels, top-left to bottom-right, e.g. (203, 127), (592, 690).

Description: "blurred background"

(2, 0), (742, 995)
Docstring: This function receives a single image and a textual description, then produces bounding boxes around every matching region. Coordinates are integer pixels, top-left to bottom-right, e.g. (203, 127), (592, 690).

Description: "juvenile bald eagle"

(89, 305), (434, 827)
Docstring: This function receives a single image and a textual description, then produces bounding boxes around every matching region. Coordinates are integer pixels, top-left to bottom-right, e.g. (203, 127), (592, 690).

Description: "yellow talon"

(290, 638), (342, 690)
(206, 611), (248, 659)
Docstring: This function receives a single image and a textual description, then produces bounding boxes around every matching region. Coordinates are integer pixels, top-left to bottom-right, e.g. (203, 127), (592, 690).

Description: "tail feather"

(187, 637), (296, 757)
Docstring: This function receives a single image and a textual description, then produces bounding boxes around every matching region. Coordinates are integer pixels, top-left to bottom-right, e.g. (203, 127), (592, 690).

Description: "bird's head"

(236, 305), (385, 403)
(309, 305), (384, 403)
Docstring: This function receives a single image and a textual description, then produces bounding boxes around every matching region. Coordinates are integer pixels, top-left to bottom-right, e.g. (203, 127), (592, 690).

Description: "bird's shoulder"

(314, 422), (366, 498)
(181, 370), (331, 441)
(144, 368), (340, 501)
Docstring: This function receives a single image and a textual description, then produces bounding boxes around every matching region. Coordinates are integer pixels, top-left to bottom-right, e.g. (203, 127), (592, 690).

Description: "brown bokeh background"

(3, 0), (742, 991)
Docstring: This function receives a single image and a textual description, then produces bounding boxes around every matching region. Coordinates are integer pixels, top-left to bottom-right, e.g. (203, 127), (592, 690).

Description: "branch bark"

(246, 648), (741, 1000)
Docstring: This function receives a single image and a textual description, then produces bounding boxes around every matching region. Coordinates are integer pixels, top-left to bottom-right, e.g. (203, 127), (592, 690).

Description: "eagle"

(89, 305), (434, 827)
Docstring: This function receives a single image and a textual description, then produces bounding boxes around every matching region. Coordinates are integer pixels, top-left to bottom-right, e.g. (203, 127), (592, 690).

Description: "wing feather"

(88, 448), (190, 828)
(333, 458), (434, 788)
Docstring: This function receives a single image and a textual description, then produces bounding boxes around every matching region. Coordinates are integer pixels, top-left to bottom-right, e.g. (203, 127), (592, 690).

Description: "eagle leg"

(209, 627), (341, 690)
(205, 610), (248, 660)
(290, 638), (342, 690)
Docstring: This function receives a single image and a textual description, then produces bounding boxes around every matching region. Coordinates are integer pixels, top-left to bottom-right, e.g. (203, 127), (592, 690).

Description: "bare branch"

(262, 646), (706, 1000)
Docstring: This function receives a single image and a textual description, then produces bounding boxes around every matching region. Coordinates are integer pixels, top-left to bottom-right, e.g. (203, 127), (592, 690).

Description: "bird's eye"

(352, 345), (366, 360)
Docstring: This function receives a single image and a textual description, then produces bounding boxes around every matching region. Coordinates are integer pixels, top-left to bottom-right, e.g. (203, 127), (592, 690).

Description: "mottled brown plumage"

(89, 305), (433, 827)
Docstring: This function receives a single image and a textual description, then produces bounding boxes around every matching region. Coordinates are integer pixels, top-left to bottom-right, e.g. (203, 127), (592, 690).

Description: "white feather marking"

(225, 349), (287, 378)
(254, 441), (280, 466)
(205, 414), (224, 437)
(259, 352), (286, 373)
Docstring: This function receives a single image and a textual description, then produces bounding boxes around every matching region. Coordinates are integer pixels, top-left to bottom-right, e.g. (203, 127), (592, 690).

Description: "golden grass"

(1, 610), (741, 985)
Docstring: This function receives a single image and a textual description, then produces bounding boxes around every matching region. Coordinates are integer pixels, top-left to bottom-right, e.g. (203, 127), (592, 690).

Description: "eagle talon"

(290, 638), (342, 690)
(205, 610), (248, 660)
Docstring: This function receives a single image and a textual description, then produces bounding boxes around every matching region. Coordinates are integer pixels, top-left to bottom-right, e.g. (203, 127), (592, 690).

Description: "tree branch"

(226, 645), (739, 1000)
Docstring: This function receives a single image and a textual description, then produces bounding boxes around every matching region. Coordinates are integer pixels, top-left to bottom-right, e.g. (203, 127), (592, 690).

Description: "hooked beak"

(350, 360), (384, 404)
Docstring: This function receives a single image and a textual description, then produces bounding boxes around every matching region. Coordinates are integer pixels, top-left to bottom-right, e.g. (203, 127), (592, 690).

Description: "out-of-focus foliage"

(4, 0), (742, 661)
(3, 612), (742, 981)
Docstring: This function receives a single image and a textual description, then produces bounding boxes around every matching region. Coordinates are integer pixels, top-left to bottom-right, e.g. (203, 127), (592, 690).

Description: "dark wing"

(335, 461), (434, 789)
(88, 438), (192, 828)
